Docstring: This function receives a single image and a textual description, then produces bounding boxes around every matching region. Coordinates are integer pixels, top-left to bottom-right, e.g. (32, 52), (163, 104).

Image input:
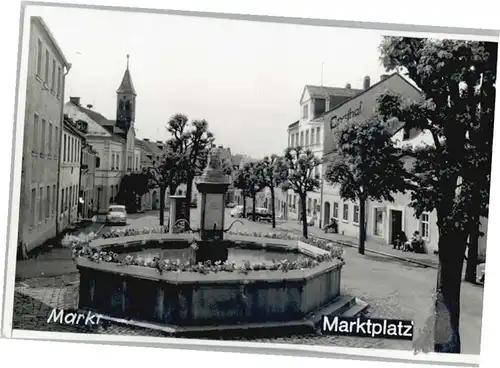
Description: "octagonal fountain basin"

(76, 232), (363, 337)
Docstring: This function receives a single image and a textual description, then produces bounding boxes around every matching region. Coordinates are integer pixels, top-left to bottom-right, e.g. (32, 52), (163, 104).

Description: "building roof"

(303, 85), (363, 101)
(288, 120), (299, 129)
(321, 73), (422, 120)
(116, 56), (137, 96)
(32, 17), (70, 68)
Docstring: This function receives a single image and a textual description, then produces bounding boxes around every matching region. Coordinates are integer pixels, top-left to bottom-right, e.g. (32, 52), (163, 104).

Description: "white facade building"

(285, 83), (362, 226)
(18, 17), (70, 254)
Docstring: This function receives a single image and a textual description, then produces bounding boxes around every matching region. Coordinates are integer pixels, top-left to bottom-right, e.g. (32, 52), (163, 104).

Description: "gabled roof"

(288, 120), (299, 129)
(300, 85), (362, 103)
(321, 72), (422, 120)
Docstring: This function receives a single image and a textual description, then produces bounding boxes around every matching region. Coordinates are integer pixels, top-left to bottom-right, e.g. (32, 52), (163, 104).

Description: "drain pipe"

(55, 63), (72, 235)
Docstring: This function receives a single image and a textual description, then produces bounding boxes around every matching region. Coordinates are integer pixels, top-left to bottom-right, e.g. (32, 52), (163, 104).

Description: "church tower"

(116, 54), (136, 134)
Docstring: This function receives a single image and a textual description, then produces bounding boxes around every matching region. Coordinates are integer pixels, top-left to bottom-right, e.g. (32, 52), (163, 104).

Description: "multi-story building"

(79, 129), (98, 219)
(320, 72), (489, 254)
(285, 82), (362, 226)
(58, 116), (85, 231)
(64, 56), (142, 214)
(18, 16), (71, 255)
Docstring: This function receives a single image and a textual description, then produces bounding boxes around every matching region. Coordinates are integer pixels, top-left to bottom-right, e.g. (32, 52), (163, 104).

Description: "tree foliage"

(325, 117), (409, 253)
(281, 146), (321, 238)
(376, 36), (496, 353)
(255, 154), (288, 228)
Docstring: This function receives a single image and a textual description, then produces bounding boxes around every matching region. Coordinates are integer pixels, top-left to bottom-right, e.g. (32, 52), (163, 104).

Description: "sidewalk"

(278, 222), (440, 268)
(16, 221), (105, 280)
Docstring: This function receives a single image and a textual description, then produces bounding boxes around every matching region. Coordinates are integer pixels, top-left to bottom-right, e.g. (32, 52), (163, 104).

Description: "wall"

(20, 19), (66, 252)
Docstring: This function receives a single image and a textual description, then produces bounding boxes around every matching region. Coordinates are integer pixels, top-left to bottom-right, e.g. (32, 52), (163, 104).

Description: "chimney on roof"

(86, 104), (93, 109)
(380, 74), (390, 81)
(363, 76), (371, 90)
(70, 97), (80, 106)
(345, 83), (351, 89)
(143, 138), (150, 142)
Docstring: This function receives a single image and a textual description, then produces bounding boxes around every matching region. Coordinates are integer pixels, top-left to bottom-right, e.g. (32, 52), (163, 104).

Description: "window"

(41, 119), (46, 155)
(44, 49), (49, 82)
(70, 137), (73, 162)
(353, 205), (360, 224)
(48, 122), (53, 156)
(111, 153), (115, 170)
(39, 187), (44, 222)
(32, 113), (39, 153)
(333, 202), (339, 219)
(316, 127), (321, 145)
(31, 188), (36, 226)
(305, 130), (309, 146)
(290, 134), (294, 147)
(63, 134), (67, 162)
(36, 39), (42, 77)
(314, 166), (319, 179)
(421, 213), (430, 239)
(54, 126), (59, 157)
(342, 204), (349, 222)
(57, 66), (61, 95)
(69, 187), (73, 209)
(307, 198), (312, 214)
(135, 156), (139, 171)
(61, 188), (64, 213)
(300, 132), (304, 146)
(116, 154), (120, 170)
(65, 188), (69, 210)
(52, 185), (56, 215)
(51, 59), (56, 91)
(46, 185), (51, 218)
(302, 103), (308, 119)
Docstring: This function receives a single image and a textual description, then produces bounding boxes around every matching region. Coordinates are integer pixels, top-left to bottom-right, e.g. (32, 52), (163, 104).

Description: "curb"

(278, 227), (438, 269)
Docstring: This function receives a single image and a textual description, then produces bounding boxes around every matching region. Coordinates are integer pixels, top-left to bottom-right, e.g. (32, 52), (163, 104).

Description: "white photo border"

(2, 2), (500, 368)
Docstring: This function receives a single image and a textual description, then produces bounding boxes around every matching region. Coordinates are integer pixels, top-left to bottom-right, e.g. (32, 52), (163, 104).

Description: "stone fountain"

(75, 147), (367, 338)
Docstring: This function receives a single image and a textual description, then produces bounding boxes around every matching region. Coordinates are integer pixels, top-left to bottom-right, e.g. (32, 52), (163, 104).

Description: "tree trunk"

(252, 194), (256, 222)
(300, 194), (308, 238)
(433, 230), (467, 353)
(358, 196), (366, 255)
(242, 195), (247, 218)
(159, 185), (166, 226)
(270, 187), (276, 228)
(464, 220), (480, 283)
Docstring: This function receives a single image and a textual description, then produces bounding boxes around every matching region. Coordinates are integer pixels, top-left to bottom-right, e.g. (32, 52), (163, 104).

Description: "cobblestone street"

(12, 211), (484, 354)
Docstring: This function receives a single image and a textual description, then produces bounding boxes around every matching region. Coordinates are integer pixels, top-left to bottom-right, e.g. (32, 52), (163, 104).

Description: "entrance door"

(323, 202), (331, 226)
(390, 210), (403, 244)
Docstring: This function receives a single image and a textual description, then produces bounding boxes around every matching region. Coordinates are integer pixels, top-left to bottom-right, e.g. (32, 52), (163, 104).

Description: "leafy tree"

(239, 162), (264, 221)
(116, 172), (150, 213)
(147, 139), (185, 226)
(233, 166), (250, 217)
(255, 155), (288, 228)
(281, 146), (321, 238)
(376, 37), (496, 353)
(325, 117), (409, 254)
(167, 114), (214, 229)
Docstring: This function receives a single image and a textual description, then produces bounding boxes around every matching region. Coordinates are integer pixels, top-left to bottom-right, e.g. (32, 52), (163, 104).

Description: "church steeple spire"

(116, 54), (136, 96)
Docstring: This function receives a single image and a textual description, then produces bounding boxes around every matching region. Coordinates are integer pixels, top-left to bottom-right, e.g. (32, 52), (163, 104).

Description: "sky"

(31, 5), (388, 158)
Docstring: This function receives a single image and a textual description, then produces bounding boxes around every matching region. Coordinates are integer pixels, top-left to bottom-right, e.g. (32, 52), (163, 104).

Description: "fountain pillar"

(168, 195), (187, 234)
(194, 147), (232, 263)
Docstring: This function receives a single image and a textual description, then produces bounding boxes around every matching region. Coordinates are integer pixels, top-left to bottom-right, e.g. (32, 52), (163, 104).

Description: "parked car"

(247, 207), (272, 222)
(106, 205), (127, 226)
(230, 205), (244, 218)
(226, 202), (237, 208)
